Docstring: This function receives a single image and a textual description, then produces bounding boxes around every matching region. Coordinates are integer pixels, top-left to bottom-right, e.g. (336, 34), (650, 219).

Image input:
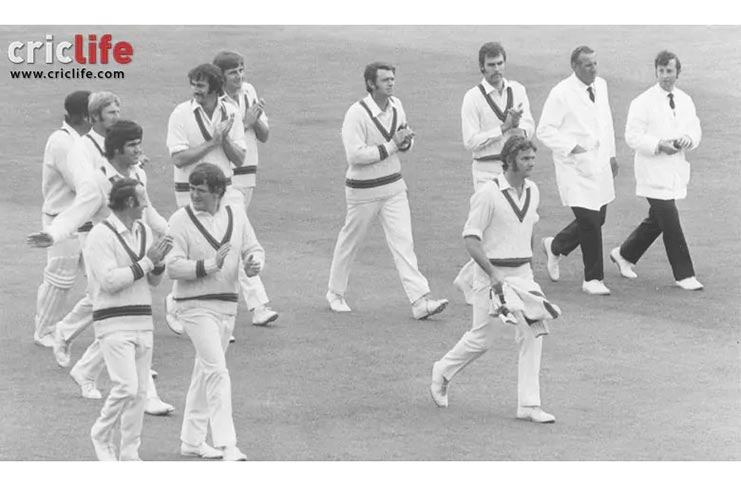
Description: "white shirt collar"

(480, 77), (510, 95)
(107, 212), (139, 236)
(495, 173), (532, 192)
(362, 94), (396, 117)
(570, 73), (594, 90)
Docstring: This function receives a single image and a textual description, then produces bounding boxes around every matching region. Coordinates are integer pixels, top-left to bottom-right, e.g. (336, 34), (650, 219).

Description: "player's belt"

(175, 179), (232, 192)
(77, 221), (94, 233)
(345, 172), (402, 189)
(233, 165), (257, 176)
(474, 154), (503, 162)
(489, 257), (531, 267)
(174, 293), (239, 302)
(93, 305), (152, 322)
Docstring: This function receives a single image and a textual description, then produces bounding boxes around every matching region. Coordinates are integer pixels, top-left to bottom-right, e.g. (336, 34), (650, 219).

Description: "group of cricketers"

(27, 40), (703, 460)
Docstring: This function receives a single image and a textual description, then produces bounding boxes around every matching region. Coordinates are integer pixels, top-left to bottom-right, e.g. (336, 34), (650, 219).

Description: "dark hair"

(363, 62), (395, 93)
(213, 51), (244, 73)
(108, 178), (142, 211)
(188, 64), (224, 94)
(478, 42), (507, 67)
(105, 120), (143, 160)
(501, 136), (537, 171)
(570, 45), (595, 67)
(64, 91), (91, 118)
(655, 50), (681, 75)
(189, 163), (228, 198)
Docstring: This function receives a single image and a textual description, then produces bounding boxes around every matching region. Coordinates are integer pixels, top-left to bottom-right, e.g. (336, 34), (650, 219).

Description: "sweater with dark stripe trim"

(341, 94), (410, 203)
(166, 203), (264, 316)
(84, 214), (161, 338)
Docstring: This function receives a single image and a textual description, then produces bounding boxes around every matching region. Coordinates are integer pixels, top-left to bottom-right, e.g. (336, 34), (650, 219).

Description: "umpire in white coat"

(537, 46), (618, 295)
(609, 51), (703, 291)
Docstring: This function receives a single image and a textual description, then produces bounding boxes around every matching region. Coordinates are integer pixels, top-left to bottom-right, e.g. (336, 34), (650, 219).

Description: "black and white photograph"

(1, 1), (739, 481)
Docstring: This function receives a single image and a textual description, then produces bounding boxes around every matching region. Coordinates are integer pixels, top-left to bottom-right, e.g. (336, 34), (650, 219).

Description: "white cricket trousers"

(328, 191), (430, 303)
(180, 307), (238, 448)
(35, 215), (84, 340)
(91, 330), (153, 461)
(454, 164), (505, 303)
(436, 263), (544, 407)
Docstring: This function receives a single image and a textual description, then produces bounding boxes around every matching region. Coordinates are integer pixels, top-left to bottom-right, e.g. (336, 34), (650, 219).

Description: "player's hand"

(507, 103), (524, 127)
(507, 128), (527, 138)
(658, 139), (680, 155)
(244, 254), (262, 277)
(571, 144), (587, 154)
(393, 127), (414, 147)
(138, 154), (150, 169)
(213, 115), (234, 144)
(147, 236), (173, 265)
(675, 136), (692, 149)
(610, 157), (619, 178)
(244, 102), (263, 128)
(215, 242), (231, 268)
(27, 232), (54, 248)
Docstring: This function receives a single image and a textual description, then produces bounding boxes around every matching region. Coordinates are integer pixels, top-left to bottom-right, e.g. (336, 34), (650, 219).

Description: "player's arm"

(167, 108), (218, 168)
(536, 88), (581, 158)
(461, 91), (504, 151)
(518, 86), (536, 139)
(31, 155), (105, 246)
(253, 113), (269, 143)
(146, 230), (172, 287)
(342, 106), (400, 166)
(165, 220), (223, 280)
(222, 114), (247, 167)
(137, 170), (169, 237)
(625, 96), (664, 155)
(462, 188), (502, 293)
(85, 228), (155, 294)
(240, 211), (265, 277)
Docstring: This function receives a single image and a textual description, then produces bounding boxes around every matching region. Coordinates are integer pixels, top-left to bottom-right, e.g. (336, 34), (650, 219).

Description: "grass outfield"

(0, 26), (739, 461)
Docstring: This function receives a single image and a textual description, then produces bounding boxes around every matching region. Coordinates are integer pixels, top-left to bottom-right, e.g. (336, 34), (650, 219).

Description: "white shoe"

(34, 332), (55, 348)
(326, 291), (351, 313)
(542, 237), (560, 282)
(609, 247), (637, 279)
(516, 406), (555, 424)
(429, 362), (449, 408)
(252, 305), (279, 326)
(150, 368), (158, 379)
(412, 297), (449, 320)
(676, 277), (704, 291)
(229, 335), (236, 343)
(145, 397), (175, 416)
(164, 297), (183, 335)
(180, 442), (224, 459)
(52, 328), (71, 368)
(582, 280), (611, 295)
(70, 367), (102, 400)
(222, 446), (247, 461)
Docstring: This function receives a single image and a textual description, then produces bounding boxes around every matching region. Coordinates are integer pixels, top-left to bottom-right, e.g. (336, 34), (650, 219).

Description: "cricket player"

(33, 90), (92, 347)
(87, 178), (173, 461)
(213, 50), (279, 327)
(166, 64), (271, 335)
(326, 62), (448, 319)
(430, 136), (558, 423)
(454, 42), (536, 304)
(28, 114), (174, 415)
(167, 163), (260, 461)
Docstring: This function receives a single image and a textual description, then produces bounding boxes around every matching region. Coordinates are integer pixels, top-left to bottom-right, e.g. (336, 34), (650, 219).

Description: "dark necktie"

(587, 86), (595, 103)
(668, 93), (675, 110)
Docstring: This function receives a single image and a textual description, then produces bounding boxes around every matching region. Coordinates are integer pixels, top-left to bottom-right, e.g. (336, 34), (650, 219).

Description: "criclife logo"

(7, 33), (132, 80)
(8, 34), (133, 64)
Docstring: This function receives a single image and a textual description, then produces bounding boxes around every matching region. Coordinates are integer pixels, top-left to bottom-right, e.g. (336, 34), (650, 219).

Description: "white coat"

(537, 73), (616, 210)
